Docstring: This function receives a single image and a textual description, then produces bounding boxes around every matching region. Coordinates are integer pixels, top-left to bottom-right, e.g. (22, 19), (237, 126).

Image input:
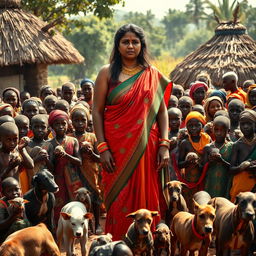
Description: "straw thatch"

(170, 22), (256, 89)
(0, 0), (84, 67)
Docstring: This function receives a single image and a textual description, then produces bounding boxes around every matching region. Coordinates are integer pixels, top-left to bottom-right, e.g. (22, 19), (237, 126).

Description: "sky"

(114, 0), (256, 19)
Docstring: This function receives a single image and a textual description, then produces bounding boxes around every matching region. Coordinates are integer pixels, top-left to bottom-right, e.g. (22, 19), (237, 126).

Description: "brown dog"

(124, 209), (158, 256)
(209, 192), (256, 256)
(164, 181), (188, 227)
(0, 223), (60, 256)
(153, 223), (171, 256)
(171, 200), (216, 256)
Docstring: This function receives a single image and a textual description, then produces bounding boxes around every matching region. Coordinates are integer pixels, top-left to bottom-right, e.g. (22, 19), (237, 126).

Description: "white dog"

(57, 201), (93, 256)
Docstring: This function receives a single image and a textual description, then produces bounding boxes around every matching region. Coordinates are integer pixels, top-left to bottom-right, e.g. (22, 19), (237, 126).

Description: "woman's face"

(208, 100), (222, 118)
(118, 32), (141, 61)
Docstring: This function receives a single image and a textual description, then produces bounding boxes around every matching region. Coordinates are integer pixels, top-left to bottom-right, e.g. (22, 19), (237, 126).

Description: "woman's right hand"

(100, 150), (115, 173)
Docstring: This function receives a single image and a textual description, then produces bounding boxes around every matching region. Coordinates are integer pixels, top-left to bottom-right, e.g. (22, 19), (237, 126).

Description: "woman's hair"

(109, 24), (150, 82)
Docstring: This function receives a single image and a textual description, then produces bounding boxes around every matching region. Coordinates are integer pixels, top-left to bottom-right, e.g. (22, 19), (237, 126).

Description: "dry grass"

(170, 22), (256, 89)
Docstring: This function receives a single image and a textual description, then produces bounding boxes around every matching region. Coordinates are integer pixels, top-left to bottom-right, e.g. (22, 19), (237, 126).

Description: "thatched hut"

(170, 21), (256, 89)
(0, 0), (84, 96)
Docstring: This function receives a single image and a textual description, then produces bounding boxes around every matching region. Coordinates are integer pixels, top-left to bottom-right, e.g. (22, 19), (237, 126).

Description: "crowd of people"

(0, 24), (255, 250)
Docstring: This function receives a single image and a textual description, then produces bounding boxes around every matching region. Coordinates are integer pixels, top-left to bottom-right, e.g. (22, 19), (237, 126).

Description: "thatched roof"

(0, 0), (84, 66)
(170, 22), (256, 89)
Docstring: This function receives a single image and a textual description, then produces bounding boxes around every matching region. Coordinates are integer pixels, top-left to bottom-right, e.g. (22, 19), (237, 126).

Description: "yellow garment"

(189, 132), (211, 154)
(19, 168), (29, 194)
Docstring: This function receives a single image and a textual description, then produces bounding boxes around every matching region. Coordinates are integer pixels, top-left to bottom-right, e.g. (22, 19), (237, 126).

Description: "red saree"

(103, 66), (171, 240)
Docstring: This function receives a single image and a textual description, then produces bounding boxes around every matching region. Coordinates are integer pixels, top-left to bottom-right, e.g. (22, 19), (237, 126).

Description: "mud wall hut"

(0, 0), (84, 96)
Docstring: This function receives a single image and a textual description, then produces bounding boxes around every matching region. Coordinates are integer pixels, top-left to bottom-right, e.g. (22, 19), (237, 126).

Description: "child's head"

(0, 115), (15, 126)
(172, 84), (184, 99)
(192, 104), (205, 116)
(80, 79), (94, 102)
(61, 82), (75, 104)
(213, 116), (230, 143)
(168, 108), (182, 131)
(185, 111), (205, 137)
(31, 114), (48, 141)
(87, 115), (94, 133)
(209, 90), (227, 105)
(1, 177), (21, 200)
(222, 71), (238, 92)
(54, 99), (69, 114)
(196, 72), (211, 87)
(77, 89), (83, 99)
(0, 122), (19, 152)
(168, 95), (178, 109)
(43, 95), (57, 114)
(49, 110), (69, 137)
(228, 99), (245, 124)
(71, 106), (90, 133)
(2, 88), (20, 109)
(214, 109), (229, 119)
(247, 85), (256, 108)
(189, 81), (208, 105)
(178, 96), (193, 120)
(20, 91), (30, 104)
(22, 99), (40, 121)
(239, 110), (256, 138)
(0, 104), (15, 117)
(204, 96), (224, 122)
(242, 79), (254, 93)
(14, 115), (29, 139)
(40, 85), (55, 101)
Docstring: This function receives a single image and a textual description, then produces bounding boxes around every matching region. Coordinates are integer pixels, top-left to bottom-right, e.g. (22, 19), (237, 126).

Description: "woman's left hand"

(157, 146), (170, 170)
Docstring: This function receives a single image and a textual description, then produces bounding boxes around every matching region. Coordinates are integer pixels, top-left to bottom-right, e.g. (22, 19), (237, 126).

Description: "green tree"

(22, 0), (124, 31)
(162, 9), (189, 49)
(186, 0), (205, 28)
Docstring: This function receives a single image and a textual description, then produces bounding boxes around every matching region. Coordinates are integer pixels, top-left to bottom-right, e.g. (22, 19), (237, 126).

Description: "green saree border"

(107, 70), (144, 105)
(105, 76), (170, 210)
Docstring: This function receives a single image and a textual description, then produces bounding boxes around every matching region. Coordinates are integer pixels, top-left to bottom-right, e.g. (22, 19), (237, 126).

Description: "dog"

(0, 223), (60, 256)
(24, 169), (59, 232)
(88, 233), (113, 254)
(193, 191), (212, 213)
(89, 241), (133, 256)
(153, 223), (171, 256)
(57, 201), (93, 256)
(124, 209), (159, 256)
(164, 181), (188, 227)
(209, 192), (256, 256)
(171, 200), (216, 256)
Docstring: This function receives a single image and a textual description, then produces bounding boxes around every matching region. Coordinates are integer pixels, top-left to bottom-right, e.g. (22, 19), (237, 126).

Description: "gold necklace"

(121, 65), (142, 76)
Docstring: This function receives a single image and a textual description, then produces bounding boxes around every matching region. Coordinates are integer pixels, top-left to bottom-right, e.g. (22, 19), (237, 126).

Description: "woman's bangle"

(97, 142), (107, 151)
(98, 146), (109, 154)
(159, 139), (170, 149)
(159, 143), (170, 149)
(159, 138), (170, 143)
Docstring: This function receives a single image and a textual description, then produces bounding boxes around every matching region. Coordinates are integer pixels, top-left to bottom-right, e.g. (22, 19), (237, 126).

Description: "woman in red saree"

(93, 24), (172, 240)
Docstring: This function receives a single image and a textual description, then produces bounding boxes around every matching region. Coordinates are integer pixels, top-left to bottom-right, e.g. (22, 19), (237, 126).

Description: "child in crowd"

(228, 99), (245, 141)
(171, 84), (184, 99)
(204, 96), (224, 122)
(192, 104), (205, 116)
(39, 85), (55, 102)
(177, 111), (211, 211)
(209, 90), (227, 105)
(189, 81), (208, 105)
(168, 95), (178, 109)
(242, 79), (255, 93)
(246, 84), (256, 109)
(43, 95), (58, 114)
(0, 115), (15, 125)
(229, 109), (256, 202)
(26, 114), (52, 186)
(47, 110), (82, 221)
(20, 91), (30, 104)
(0, 103), (15, 117)
(203, 116), (233, 198)
(2, 87), (21, 113)
(61, 82), (76, 108)
(70, 105), (102, 234)
(178, 96), (193, 129)
(80, 78), (95, 108)
(54, 99), (70, 113)
(0, 177), (30, 243)
(0, 122), (33, 181)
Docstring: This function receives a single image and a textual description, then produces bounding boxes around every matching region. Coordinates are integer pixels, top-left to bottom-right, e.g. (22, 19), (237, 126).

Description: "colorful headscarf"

(185, 111), (206, 126)
(80, 78), (95, 87)
(189, 82), (208, 100)
(48, 109), (69, 127)
(204, 96), (224, 122)
(209, 90), (227, 104)
(2, 87), (21, 108)
(246, 84), (256, 108)
(0, 103), (16, 117)
(70, 103), (90, 120)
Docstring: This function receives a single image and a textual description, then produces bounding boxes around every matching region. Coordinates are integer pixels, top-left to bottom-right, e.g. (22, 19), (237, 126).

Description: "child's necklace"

(213, 141), (226, 151)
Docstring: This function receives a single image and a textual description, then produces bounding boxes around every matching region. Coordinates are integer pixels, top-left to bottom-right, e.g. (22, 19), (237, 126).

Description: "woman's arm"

(92, 65), (115, 173)
(156, 100), (169, 169)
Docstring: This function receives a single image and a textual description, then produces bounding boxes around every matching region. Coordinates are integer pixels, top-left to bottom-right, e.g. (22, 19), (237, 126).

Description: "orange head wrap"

(185, 111), (206, 126)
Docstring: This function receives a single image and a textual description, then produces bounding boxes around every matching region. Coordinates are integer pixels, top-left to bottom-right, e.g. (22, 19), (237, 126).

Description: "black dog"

(24, 169), (59, 232)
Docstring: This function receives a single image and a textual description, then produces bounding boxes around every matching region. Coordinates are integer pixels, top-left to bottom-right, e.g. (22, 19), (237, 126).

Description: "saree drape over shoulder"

(103, 66), (171, 240)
